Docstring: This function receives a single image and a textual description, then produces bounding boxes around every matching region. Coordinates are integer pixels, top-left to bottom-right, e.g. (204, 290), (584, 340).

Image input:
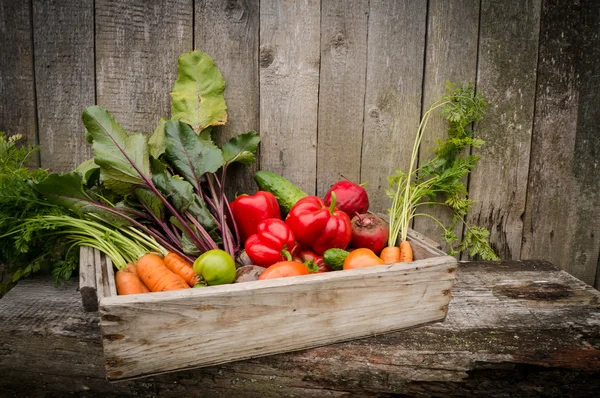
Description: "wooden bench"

(1, 260), (599, 397)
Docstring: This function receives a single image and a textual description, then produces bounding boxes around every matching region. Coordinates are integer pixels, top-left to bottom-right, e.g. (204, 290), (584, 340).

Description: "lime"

(193, 249), (236, 285)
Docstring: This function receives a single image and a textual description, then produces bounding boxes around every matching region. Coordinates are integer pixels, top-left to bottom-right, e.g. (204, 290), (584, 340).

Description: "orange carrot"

(127, 263), (139, 275)
(399, 240), (413, 263)
(380, 246), (401, 264)
(115, 268), (150, 295)
(136, 253), (190, 292)
(164, 252), (199, 287)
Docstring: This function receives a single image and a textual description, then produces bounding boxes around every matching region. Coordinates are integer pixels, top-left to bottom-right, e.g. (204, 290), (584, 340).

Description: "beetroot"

(324, 180), (369, 216)
(350, 214), (389, 255)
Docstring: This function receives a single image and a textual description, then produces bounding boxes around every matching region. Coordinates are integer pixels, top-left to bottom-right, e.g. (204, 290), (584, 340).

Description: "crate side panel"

(100, 257), (456, 379)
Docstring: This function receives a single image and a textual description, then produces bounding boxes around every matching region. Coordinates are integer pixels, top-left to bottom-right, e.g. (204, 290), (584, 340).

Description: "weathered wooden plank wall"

(0, 0), (598, 288)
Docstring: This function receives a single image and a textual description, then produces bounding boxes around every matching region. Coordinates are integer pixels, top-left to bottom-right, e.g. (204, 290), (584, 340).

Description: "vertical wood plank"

(95, 0), (193, 134)
(522, 0), (600, 286)
(33, 0), (94, 172)
(0, 0), (38, 164)
(465, 0), (541, 259)
(195, 0), (260, 197)
(316, 0), (369, 197)
(360, 0), (428, 212)
(413, 0), (480, 252)
(259, 0), (321, 194)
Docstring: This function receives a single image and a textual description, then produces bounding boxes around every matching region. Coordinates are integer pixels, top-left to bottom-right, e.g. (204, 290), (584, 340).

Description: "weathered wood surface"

(360, 0), (427, 212)
(413, 0), (480, 253)
(101, 254), (456, 379)
(465, 0), (542, 260)
(1, 260), (598, 397)
(79, 246), (97, 312)
(195, 0), (260, 197)
(0, 0), (38, 165)
(316, 0), (369, 196)
(95, 0), (193, 133)
(259, 0), (320, 194)
(521, 0), (600, 287)
(32, 0), (94, 172)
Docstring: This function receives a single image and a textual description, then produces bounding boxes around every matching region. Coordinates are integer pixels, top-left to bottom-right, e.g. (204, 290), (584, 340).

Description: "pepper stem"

(329, 191), (337, 214)
(282, 250), (292, 261)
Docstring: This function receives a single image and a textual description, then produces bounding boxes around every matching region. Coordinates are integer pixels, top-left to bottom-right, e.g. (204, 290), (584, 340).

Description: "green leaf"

(134, 187), (164, 220)
(222, 131), (260, 166)
(33, 173), (128, 226)
(153, 172), (196, 214)
(153, 172), (217, 231)
(82, 106), (151, 194)
(74, 158), (100, 188)
(171, 50), (228, 133)
(148, 118), (168, 159)
(164, 119), (224, 191)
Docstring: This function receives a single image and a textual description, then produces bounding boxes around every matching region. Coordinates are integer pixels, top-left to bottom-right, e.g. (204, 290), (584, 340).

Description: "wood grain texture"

(316, 0), (369, 196)
(413, 0), (480, 254)
(95, 0), (193, 134)
(522, 0), (600, 287)
(32, 0), (94, 172)
(465, 0), (542, 259)
(195, 0), (260, 198)
(101, 255), (456, 379)
(360, 0), (428, 212)
(2, 260), (599, 397)
(0, 0), (38, 164)
(259, 0), (321, 194)
(79, 246), (98, 312)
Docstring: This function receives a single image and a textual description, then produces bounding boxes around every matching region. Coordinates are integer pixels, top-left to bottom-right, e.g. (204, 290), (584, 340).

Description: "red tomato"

(258, 261), (309, 280)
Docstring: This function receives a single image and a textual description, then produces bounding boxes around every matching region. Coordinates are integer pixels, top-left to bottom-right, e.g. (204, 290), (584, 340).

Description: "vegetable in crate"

(230, 191), (280, 242)
(324, 180), (369, 216)
(285, 192), (352, 255)
(293, 249), (330, 273)
(193, 249), (236, 285)
(254, 170), (307, 213)
(350, 213), (389, 255)
(258, 260), (318, 280)
(343, 248), (384, 270)
(245, 219), (295, 267)
(385, 82), (499, 262)
(323, 248), (349, 271)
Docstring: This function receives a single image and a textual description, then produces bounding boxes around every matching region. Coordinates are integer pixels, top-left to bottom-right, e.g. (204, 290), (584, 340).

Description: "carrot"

(164, 252), (199, 287)
(380, 246), (401, 264)
(115, 268), (150, 295)
(399, 240), (413, 262)
(127, 263), (139, 275)
(136, 253), (190, 292)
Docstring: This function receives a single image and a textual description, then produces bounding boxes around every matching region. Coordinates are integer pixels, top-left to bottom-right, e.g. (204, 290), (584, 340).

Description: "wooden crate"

(80, 229), (457, 380)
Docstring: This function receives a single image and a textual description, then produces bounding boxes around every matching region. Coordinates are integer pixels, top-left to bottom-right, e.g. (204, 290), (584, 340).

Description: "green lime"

(193, 249), (236, 285)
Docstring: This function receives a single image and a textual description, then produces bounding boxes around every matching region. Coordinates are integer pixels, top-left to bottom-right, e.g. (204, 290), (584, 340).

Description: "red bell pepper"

(285, 192), (352, 255)
(245, 218), (295, 267)
(293, 249), (330, 272)
(230, 191), (281, 242)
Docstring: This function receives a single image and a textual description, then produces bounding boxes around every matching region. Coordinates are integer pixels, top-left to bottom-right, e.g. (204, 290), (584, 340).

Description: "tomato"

(193, 249), (236, 285)
(258, 261), (310, 280)
(293, 249), (330, 272)
(343, 248), (384, 270)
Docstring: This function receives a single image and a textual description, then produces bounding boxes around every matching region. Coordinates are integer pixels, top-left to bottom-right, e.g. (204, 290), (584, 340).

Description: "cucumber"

(254, 171), (307, 213)
(323, 248), (350, 271)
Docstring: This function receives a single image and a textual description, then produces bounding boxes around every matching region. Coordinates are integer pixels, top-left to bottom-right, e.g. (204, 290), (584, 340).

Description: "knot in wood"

(260, 46), (275, 68)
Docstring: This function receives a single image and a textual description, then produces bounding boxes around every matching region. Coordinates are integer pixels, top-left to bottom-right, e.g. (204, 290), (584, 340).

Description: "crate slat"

(99, 255), (457, 380)
(78, 246), (98, 312)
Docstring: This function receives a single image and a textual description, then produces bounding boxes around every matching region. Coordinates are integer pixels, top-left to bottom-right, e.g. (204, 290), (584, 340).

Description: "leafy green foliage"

(386, 82), (499, 261)
(222, 131), (260, 166)
(171, 50), (228, 133)
(163, 119), (224, 191)
(0, 133), (77, 292)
